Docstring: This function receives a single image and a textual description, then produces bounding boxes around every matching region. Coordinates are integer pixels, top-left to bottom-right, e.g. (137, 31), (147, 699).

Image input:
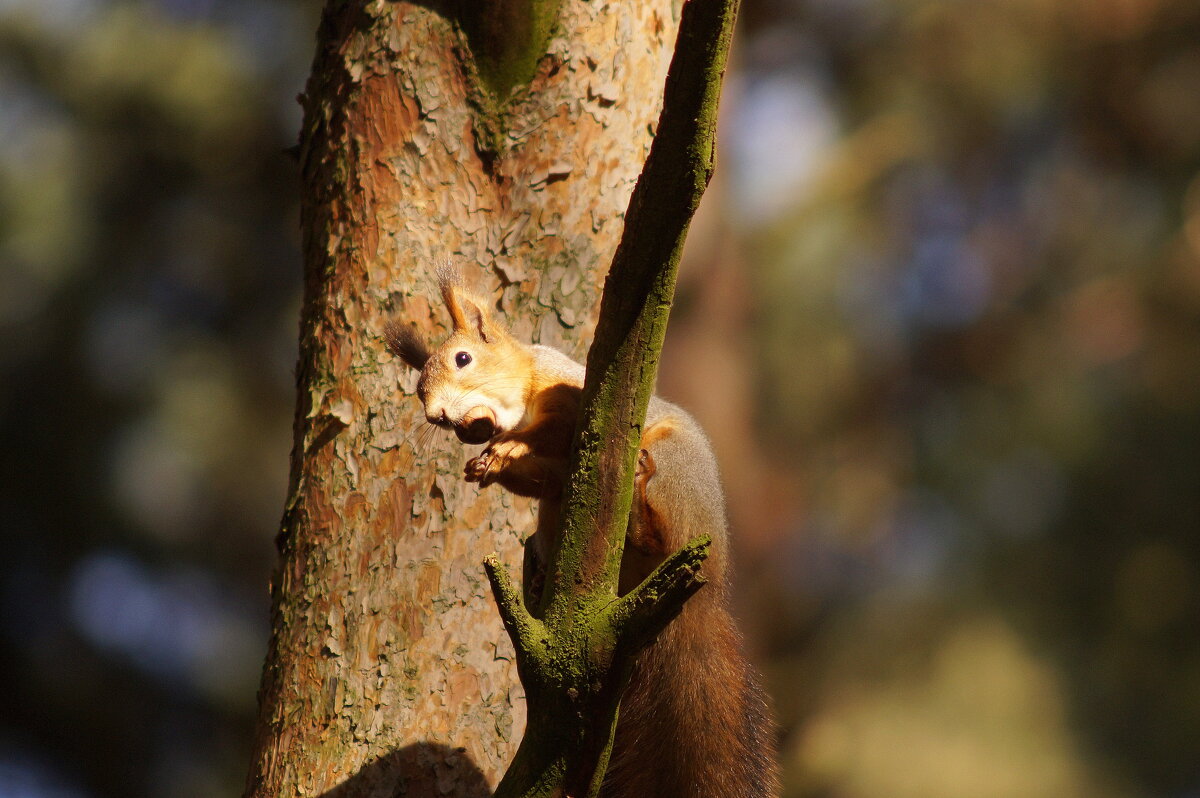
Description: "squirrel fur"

(387, 269), (779, 798)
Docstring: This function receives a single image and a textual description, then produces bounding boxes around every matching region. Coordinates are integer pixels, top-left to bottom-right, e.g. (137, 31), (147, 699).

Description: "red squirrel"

(387, 268), (779, 798)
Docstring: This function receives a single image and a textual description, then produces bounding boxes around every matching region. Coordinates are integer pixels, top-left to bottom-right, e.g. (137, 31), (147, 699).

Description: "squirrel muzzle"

(455, 406), (498, 444)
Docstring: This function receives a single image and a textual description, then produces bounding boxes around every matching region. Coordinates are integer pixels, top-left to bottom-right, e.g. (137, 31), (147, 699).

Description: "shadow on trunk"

(321, 742), (490, 798)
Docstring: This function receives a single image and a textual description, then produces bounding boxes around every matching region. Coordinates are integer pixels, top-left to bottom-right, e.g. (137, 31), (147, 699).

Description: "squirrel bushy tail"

(603, 408), (780, 798)
(605, 592), (778, 798)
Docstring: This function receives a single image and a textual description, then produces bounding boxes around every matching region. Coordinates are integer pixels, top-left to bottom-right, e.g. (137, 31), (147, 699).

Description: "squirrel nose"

(427, 409), (449, 427)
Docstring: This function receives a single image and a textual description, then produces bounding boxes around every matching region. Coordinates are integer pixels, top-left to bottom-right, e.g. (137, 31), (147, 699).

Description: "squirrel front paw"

(464, 437), (531, 486)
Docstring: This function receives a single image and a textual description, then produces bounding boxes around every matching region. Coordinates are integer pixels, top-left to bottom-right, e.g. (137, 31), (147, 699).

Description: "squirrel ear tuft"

(384, 322), (431, 370)
(434, 261), (461, 288)
(436, 263), (471, 331)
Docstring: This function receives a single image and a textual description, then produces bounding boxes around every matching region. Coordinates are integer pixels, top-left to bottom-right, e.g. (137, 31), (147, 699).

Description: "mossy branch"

(544, 0), (739, 616)
(487, 1), (740, 796)
(482, 555), (542, 661)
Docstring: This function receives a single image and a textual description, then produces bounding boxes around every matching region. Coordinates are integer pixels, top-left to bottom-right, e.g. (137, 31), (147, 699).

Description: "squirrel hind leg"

(631, 415), (729, 578)
(628, 444), (666, 554)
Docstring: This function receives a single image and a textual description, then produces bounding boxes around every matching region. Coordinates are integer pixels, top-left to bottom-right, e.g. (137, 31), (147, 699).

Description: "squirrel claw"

(464, 456), (487, 482)
(465, 437), (530, 488)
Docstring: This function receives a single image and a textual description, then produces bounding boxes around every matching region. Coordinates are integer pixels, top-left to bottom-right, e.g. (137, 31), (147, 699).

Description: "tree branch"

(604, 535), (712, 651)
(544, 0), (739, 615)
(483, 555), (542, 659)
(488, 1), (740, 795)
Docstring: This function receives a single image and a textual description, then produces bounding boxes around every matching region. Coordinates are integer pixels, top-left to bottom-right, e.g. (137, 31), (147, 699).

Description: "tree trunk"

(244, 2), (683, 796)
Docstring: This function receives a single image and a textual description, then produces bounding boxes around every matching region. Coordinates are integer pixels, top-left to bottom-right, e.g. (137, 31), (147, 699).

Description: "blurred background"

(2, 0), (1198, 796)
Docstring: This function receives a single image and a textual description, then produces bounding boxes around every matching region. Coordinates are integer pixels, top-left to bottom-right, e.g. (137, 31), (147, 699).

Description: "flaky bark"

(244, 2), (686, 796)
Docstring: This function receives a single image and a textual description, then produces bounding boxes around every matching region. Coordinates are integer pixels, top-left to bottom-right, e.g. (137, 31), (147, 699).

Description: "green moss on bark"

(446, 0), (562, 99)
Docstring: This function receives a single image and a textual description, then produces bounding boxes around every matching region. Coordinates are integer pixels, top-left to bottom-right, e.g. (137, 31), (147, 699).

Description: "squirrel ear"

(457, 295), (497, 343)
(436, 264), (500, 342)
(384, 322), (431, 370)
(437, 264), (470, 331)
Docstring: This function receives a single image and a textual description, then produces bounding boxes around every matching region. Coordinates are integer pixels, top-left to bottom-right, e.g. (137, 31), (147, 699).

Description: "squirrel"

(386, 269), (779, 798)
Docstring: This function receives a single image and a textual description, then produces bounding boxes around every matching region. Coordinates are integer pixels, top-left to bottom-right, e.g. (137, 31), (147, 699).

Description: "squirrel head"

(386, 266), (533, 445)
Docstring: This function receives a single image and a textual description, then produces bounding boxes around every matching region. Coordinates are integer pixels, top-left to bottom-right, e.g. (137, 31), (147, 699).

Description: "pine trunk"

(244, 2), (683, 795)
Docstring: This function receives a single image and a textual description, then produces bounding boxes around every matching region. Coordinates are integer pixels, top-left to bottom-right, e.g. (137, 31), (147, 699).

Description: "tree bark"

(244, 2), (685, 796)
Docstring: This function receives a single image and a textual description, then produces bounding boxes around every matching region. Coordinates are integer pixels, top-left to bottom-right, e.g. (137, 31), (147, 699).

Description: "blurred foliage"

(1, 0), (1197, 797)
(0, 1), (317, 795)
(727, 1), (1200, 796)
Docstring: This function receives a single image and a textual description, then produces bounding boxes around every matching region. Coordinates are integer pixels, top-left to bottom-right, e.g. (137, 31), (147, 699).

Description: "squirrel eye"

(454, 351), (472, 368)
